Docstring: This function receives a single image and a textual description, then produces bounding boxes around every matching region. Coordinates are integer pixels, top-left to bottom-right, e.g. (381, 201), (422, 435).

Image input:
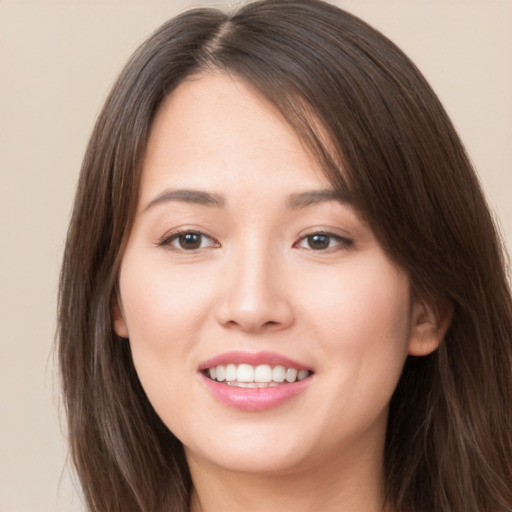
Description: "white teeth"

(286, 368), (298, 383)
(254, 364), (272, 383)
(272, 365), (286, 383)
(216, 365), (226, 382)
(237, 364), (255, 382)
(226, 364), (237, 382)
(206, 363), (311, 385)
(297, 370), (309, 381)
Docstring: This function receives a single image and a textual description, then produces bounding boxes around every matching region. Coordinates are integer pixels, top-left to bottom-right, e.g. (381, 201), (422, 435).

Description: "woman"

(58, 1), (512, 511)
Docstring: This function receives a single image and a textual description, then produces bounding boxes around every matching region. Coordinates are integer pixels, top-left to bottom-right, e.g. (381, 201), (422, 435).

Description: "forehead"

(140, 72), (332, 195)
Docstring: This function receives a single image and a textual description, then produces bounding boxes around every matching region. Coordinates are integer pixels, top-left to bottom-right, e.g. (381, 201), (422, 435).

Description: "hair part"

(59, 1), (512, 511)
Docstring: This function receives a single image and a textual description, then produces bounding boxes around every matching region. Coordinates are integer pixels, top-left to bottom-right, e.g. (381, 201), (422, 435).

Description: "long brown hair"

(58, 1), (512, 511)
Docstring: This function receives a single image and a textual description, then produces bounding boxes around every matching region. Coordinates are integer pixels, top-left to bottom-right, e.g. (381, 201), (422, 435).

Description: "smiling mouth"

(203, 363), (312, 388)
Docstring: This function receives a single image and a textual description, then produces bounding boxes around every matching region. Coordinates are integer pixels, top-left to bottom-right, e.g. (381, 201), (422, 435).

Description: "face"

(114, 73), (440, 478)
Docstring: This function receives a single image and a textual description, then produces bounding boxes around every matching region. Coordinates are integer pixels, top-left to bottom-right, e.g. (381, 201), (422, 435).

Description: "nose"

(214, 243), (295, 334)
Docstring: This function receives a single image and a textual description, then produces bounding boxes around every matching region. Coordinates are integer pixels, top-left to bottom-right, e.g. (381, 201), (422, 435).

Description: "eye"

(158, 230), (219, 251)
(295, 232), (352, 251)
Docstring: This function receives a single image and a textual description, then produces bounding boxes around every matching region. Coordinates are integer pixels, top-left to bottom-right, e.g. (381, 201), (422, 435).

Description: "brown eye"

(295, 232), (353, 251)
(158, 230), (219, 251)
(176, 232), (203, 250)
(306, 234), (331, 250)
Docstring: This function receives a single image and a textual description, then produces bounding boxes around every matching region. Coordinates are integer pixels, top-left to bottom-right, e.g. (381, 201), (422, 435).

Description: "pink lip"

(198, 351), (313, 412)
(198, 350), (311, 371)
(199, 373), (312, 412)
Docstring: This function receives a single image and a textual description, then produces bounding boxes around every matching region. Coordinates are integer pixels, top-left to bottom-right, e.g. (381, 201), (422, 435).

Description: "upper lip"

(198, 350), (312, 371)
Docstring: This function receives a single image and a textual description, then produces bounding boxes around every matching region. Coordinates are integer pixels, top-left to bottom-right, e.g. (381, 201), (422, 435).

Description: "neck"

(187, 442), (391, 512)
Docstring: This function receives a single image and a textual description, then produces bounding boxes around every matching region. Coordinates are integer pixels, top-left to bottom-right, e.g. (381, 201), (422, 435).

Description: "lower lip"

(200, 373), (312, 412)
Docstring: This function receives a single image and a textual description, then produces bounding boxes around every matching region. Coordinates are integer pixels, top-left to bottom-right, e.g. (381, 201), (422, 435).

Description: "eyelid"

(293, 228), (354, 252)
(157, 228), (220, 251)
(155, 226), (353, 252)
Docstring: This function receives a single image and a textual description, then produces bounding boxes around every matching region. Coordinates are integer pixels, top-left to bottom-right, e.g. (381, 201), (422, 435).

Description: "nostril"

(223, 319), (279, 331)
(215, 294), (295, 333)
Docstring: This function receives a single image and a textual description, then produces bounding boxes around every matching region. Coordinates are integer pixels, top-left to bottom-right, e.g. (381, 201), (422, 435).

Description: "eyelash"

(157, 230), (220, 251)
(157, 229), (353, 253)
(293, 232), (353, 252)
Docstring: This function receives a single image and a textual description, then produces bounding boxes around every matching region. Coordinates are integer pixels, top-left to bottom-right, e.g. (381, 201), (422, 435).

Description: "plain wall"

(0, 1), (510, 511)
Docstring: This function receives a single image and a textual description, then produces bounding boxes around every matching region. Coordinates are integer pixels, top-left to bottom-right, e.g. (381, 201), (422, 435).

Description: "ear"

(408, 297), (453, 356)
(112, 296), (129, 338)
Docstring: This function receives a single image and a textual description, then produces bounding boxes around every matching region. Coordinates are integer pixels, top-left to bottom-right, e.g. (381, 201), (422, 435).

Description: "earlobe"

(408, 298), (453, 356)
(112, 297), (129, 338)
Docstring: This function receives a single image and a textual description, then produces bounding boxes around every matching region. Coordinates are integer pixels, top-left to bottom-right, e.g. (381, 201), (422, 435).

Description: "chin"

(183, 425), (317, 476)
(187, 446), (313, 477)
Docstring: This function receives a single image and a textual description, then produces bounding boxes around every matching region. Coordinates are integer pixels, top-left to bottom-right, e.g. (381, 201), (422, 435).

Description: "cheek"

(298, 257), (412, 421)
(117, 253), (215, 404)
(119, 252), (214, 343)
(302, 253), (411, 346)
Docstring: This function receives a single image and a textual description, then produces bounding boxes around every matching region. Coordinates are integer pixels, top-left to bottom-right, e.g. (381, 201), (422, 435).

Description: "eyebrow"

(144, 189), (225, 212)
(143, 187), (352, 213)
(286, 189), (353, 209)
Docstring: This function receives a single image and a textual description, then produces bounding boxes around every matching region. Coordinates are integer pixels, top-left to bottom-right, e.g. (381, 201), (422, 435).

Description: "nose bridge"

(216, 234), (293, 332)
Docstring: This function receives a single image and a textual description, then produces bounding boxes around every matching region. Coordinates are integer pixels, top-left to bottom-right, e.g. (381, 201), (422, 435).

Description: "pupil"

(309, 234), (329, 249)
(180, 233), (201, 249)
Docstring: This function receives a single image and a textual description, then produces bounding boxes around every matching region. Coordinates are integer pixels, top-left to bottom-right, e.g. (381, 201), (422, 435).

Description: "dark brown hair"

(58, 1), (512, 511)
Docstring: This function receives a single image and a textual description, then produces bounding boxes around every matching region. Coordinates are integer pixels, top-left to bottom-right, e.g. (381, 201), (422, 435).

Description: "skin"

(114, 72), (445, 512)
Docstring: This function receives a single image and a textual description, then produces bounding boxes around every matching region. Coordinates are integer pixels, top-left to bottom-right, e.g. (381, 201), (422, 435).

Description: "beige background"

(0, 1), (510, 511)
